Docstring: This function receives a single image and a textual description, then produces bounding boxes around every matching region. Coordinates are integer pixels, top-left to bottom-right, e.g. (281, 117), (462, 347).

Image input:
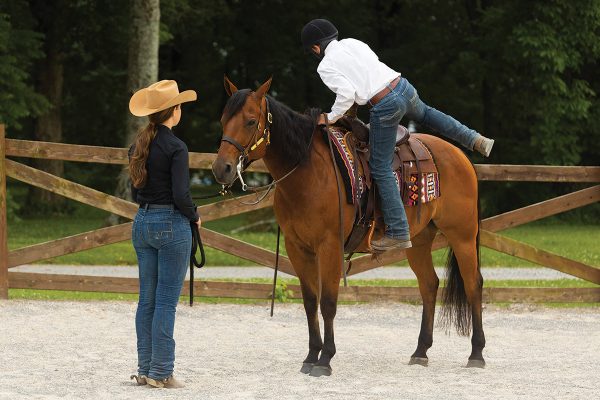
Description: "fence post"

(0, 124), (8, 299)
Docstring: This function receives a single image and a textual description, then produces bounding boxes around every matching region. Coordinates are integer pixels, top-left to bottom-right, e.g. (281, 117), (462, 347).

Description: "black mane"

(222, 90), (320, 167)
(267, 95), (320, 167)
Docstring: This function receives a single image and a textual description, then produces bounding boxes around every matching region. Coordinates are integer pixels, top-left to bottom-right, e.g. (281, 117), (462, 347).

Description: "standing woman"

(128, 80), (200, 389)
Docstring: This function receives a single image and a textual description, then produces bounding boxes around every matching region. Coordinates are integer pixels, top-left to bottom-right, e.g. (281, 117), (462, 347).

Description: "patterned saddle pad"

(325, 126), (441, 208)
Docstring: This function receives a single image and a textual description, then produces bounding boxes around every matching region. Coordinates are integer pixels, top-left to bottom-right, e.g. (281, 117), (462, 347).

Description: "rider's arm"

(317, 65), (356, 124)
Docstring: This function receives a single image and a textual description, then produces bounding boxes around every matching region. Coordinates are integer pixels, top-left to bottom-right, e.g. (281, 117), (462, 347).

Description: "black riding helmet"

(301, 19), (338, 57)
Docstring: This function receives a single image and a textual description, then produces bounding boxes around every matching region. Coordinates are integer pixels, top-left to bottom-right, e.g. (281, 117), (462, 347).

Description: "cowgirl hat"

(129, 80), (197, 116)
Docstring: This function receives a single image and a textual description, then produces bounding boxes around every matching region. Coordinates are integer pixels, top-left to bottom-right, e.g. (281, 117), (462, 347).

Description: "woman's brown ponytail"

(129, 105), (178, 188)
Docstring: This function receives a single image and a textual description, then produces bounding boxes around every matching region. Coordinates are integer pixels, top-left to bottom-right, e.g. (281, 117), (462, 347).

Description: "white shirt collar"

(324, 39), (339, 56)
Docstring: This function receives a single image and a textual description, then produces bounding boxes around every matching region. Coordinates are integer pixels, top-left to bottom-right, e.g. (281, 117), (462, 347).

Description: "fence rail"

(6, 138), (600, 180)
(8, 272), (600, 303)
(1, 126), (599, 302)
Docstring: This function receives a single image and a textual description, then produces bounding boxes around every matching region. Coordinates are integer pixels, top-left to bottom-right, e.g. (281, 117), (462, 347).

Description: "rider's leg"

(402, 78), (494, 157)
(368, 80), (412, 251)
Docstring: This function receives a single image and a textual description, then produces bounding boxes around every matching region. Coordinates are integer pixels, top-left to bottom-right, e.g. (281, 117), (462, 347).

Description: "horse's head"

(212, 75), (272, 185)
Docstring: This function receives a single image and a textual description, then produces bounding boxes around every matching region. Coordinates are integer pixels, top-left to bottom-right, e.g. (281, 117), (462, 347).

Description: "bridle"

(220, 95), (273, 187)
(219, 95), (304, 197)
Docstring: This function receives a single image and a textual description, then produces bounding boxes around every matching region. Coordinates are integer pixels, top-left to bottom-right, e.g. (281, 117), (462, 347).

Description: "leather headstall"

(221, 96), (273, 169)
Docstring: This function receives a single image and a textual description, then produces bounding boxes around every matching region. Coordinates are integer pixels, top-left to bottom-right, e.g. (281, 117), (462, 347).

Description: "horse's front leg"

(285, 240), (321, 373)
(310, 240), (342, 377)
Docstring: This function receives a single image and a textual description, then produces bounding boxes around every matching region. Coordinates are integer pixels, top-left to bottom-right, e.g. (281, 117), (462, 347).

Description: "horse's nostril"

(224, 163), (232, 174)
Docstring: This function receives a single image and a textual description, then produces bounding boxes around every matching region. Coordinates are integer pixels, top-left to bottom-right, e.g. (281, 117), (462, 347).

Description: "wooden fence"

(1, 124), (599, 302)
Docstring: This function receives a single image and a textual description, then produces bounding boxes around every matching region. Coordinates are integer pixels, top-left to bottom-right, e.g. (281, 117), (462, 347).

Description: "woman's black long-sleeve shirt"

(129, 124), (199, 222)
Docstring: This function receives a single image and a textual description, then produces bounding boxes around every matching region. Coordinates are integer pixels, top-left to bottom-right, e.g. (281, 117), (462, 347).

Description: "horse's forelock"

(221, 89), (319, 167)
(222, 89), (252, 123)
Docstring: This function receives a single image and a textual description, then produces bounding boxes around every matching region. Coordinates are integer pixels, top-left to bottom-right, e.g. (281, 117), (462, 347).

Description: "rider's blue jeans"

(132, 206), (191, 379)
(368, 77), (480, 238)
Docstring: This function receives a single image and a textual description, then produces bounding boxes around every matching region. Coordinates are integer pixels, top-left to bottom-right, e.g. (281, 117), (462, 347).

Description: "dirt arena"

(1, 300), (598, 400)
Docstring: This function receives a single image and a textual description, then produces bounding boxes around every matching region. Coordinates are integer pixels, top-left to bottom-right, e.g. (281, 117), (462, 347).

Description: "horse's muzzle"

(212, 158), (236, 185)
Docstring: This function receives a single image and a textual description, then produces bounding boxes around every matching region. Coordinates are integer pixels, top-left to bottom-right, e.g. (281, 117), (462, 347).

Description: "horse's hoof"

(300, 363), (314, 374)
(466, 359), (486, 368)
(309, 365), (332, 377)
(408, 357), (429, 367)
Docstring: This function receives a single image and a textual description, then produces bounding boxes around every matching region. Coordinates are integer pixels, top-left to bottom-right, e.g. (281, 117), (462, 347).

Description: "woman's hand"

(195, 218), (202, 229)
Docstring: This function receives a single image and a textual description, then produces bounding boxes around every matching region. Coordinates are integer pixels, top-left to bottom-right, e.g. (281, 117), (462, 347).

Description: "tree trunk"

(26, 0), (65, 214)
(107, 0), (160, 225)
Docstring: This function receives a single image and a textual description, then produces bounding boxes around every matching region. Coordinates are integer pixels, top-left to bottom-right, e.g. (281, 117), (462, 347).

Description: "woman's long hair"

(129, 105), (177, 188)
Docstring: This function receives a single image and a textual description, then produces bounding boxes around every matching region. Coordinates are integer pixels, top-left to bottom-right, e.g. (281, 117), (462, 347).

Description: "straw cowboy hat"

(129, 80), (197, 117)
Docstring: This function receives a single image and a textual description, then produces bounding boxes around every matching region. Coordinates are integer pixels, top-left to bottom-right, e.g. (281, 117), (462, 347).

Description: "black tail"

(439, 195), (481, 336)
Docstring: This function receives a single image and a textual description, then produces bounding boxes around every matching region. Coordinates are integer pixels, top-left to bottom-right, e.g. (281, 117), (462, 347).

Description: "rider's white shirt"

(317, 39), (400, 123)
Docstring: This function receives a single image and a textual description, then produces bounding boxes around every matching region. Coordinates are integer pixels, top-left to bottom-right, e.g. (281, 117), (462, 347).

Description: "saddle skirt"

(325, 119), (441, 254)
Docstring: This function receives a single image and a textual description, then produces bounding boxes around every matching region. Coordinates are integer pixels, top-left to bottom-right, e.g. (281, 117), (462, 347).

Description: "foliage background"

(1, 0), (599, 218)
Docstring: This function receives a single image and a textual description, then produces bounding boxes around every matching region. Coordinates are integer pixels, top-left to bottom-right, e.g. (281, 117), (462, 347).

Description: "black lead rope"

(189, 222), (206, 306)
(270, 225), (281, 317)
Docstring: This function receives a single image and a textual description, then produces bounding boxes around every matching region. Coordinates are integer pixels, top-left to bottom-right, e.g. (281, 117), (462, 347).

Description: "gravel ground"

(0, 300), (598, 400)
(11, 264), (582, 281)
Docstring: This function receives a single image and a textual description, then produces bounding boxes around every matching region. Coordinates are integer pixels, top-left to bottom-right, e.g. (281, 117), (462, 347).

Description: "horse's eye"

(247, 119), (257, 127)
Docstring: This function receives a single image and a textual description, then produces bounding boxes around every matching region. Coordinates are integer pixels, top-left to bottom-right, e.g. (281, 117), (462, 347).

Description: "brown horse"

(212, 77), (485, 377)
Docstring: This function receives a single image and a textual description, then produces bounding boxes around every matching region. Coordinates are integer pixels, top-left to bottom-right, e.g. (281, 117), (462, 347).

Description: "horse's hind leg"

(445, 227), (486, 368)
(285, 240), (322, 374)
(406, 223), (439, 367)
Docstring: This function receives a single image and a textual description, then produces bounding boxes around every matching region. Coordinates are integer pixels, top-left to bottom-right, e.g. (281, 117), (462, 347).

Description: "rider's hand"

(317, 113), (328, 126)
(195, 218), (202, 228)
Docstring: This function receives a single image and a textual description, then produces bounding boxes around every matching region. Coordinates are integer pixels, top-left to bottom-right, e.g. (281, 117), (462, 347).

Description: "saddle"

(327, 112), (440, 255)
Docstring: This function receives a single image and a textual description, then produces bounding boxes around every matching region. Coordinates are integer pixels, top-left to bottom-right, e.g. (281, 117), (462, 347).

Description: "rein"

(270, 225), (281, 317)
(192, 188), (228, 200)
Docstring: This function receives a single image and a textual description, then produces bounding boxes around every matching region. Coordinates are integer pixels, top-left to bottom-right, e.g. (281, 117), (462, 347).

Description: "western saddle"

(331, 107), (439, 255)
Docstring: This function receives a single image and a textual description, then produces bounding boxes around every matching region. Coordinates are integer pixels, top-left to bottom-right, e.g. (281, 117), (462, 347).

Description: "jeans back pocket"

(146, 221), (173, 241)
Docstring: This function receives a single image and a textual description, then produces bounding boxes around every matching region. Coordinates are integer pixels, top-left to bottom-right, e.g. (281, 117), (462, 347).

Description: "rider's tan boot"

(371, 235), (412, 252)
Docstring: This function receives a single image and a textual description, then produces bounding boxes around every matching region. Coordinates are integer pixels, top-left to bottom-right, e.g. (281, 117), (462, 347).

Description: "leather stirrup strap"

(325, 124), (348, 287)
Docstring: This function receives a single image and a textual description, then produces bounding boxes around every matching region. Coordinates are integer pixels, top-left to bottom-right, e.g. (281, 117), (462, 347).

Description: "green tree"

(0, 1), (48, 129)
(477, 0), (600, 165)
(3, 0), (598, 219)
(108, 0), (160, 225)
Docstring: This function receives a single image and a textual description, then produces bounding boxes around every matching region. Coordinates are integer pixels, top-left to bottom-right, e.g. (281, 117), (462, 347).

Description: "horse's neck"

(263, 134), (329, 206)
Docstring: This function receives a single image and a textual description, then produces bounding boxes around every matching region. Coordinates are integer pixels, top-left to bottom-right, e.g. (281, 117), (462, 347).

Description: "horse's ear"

(255, 76), (272, 98)
(223, 75), (238, 97)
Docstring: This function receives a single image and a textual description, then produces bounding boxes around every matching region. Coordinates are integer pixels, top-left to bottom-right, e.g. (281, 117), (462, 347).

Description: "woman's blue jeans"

(132, 206), (192, 379)
(369, 77), (480, 238)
